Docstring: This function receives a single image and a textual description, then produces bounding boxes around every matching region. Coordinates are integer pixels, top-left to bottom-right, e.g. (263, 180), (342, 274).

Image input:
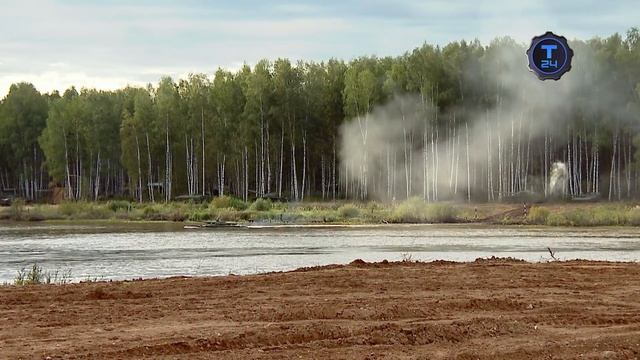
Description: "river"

(1, 222), (639, 282)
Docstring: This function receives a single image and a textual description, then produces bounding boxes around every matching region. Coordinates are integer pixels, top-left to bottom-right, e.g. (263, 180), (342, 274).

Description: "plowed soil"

(2, 259), (640, 359)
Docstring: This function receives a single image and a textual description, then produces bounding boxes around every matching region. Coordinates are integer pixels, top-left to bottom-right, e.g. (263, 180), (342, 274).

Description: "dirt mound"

(473, 256), (528, 263)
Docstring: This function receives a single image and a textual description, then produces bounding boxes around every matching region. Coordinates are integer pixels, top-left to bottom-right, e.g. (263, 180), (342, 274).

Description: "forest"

(1, 28), (639, 203)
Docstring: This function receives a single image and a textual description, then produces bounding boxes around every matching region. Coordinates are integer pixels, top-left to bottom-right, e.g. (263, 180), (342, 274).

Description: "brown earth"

(2, 259), (640, 359)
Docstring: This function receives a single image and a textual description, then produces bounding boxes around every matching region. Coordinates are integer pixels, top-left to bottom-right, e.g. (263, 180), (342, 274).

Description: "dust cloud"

(339, 39), (631, 201)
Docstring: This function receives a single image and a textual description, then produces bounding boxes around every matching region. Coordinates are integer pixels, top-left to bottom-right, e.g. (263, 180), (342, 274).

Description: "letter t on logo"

(540, 44), (557, 59)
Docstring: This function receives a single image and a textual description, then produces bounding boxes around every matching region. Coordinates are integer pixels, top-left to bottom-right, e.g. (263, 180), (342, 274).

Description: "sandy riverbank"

(2, 259), (640, 359)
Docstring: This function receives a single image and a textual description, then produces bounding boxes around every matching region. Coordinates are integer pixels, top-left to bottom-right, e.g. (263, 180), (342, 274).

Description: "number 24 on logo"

(541, 59), (558, 69)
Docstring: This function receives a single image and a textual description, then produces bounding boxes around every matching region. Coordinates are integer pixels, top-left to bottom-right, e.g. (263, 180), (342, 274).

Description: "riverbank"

(2, 197), (640, 226)
(2, 259), (639, 359)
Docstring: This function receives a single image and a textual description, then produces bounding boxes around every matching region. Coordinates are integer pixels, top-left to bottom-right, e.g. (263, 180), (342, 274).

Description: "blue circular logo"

(526, 32), (573, 80)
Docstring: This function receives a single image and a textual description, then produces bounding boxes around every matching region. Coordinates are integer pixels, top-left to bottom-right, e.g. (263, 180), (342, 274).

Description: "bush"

(500, 215), (519, 225)
(58, 201), (84, 216)
(188, 209), (212, 221)
(250, 198), (272, 211)
(169, 209), (187, 222)
(8, 198), (26, 220)
(338, 204), (360, 219)
(564, 208), (592, 226)
(426, 203), (458, 222)
(211, 196), (247, 210)
(626, 207), (640, 226)
(107, 200), (131, 212)
(546, 212), (570, 226)
(527, 207), (550, 224)
(58, 201), (112, 219)
(141, 204), (165, 220)
(392, 198), (458, 223)
(14, 263), (72, 286)
(213, 208), (243, 221)
(591, 206), (624, 226)
(554, 206), (627, 226)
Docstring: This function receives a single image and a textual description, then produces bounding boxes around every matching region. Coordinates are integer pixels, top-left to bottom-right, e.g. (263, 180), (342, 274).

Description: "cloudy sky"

(0, 0), (637, 96)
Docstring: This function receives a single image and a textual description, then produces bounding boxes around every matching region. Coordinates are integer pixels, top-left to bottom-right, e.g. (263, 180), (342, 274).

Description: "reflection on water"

(1, 222), (639, 282)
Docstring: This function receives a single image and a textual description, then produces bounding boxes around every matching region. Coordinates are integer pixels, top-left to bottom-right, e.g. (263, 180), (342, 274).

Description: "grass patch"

(14, 263), (72, 286)
(544, 212), (569, 226)
(525, 204), (640, 226)
(391, 197), (458, 223)
(527, 207), (550, 224)
(211, 196), (247, 210)
(250, 198), (272, 211)
(4, 198), (640, 227)
(58, 201), (112, 219)
(338, 204), (360, 219)
(626, 207), (640, 225)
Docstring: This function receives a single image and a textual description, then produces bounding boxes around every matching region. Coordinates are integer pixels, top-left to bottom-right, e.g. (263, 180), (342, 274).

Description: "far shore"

(1, 198), (640, 227)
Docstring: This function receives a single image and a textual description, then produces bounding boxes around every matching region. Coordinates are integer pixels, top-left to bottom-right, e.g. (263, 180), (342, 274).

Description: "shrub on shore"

(626, 207), (640, 225)
(338, 204), (360, 219)
(527, 207), (550, 224)
(211, 196), (247, 210)
(250, 198), (272, 211)
(546, 212), (570, 226)
(392, 198), (458, 223)
(8, 198), (26, 220)
(13, 263), (72, 286)
(526, 205), (639, 226)
(107, 200), (131, 212)
(58, 201), (112, 219)
(5, 198), (640, 227)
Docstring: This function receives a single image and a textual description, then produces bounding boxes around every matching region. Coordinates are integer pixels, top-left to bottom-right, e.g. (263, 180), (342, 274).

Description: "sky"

(0, 0), (638, 97)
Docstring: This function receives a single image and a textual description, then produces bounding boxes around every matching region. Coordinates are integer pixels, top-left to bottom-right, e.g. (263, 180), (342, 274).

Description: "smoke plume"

(339, 38), (635, 201)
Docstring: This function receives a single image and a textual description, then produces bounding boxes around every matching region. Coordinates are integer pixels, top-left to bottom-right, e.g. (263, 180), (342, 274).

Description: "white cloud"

(0, 0), (638, 96)
(0, 71), (148, 96)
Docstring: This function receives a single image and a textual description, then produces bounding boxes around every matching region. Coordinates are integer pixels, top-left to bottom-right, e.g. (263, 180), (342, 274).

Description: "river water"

(1, 222), (639, 282)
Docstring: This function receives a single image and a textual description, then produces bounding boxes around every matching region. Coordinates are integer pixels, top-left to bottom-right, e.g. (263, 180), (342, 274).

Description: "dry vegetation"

(3, 197), (640, 226)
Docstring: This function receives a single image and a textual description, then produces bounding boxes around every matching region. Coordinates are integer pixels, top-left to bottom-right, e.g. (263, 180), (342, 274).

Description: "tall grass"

(211, 196), (247, 210)
(527, 207), (550, 224)
(4, 197), (640, 226)
(250, 198), (272, 211)
(14, 263), (72, 286)
(391, 197), (458, 223)
(338, 204), (360, 219)
(528, 205), (639, 226)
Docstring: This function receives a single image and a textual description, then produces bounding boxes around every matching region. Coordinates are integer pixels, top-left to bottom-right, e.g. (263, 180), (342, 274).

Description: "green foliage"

(527, 205), (640, 226)
(213, 208), (243, 221)
(591, 206), (625, 226)
(0, 83), (48, 182)
(250, 198), (272, 211)
(188, 209), (212, 221)
(546, 212), (570, 226)
(8, 198), (26, 220)
(58, 201), (112, 219)
(527, 207), (550, 224)
(392, 198), (458, 223)
(211, 196), (247, 210)
(14, 263), (72, 286)
(500, 216), (520, 225)
(139, 203), (187, 221)
(558, 206), (626, 226)
(338, 204), (360, 219)
(626, 207), (640, 226)
(107, 200), (131, 212)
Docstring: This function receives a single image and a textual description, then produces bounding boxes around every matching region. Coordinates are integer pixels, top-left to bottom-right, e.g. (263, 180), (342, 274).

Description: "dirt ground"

(2, 259), (640, 359)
